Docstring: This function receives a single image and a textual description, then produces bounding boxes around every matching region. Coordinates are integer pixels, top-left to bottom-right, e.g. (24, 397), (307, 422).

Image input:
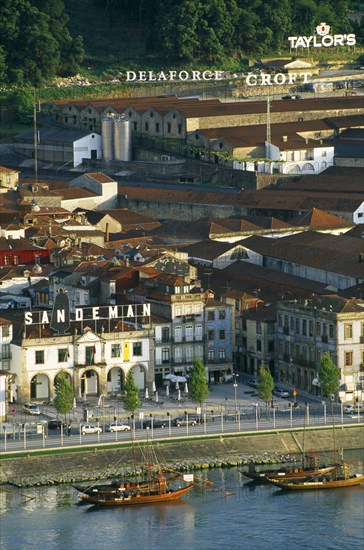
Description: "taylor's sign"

(288, 22), (356, 49)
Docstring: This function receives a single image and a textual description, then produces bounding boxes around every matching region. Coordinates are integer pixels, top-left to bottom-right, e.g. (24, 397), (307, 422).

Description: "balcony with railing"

(156, 358), (195, 366)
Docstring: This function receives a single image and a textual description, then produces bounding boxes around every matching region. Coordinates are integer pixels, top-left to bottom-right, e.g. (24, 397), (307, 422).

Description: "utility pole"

(265, 94), (271, 171)
(33, 90), (41, 183)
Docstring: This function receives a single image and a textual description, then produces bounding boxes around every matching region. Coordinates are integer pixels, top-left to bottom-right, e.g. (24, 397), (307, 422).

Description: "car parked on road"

(81, 424), (102, 435)
(247, 379), (258, 388)
(141, 419), (166, 430)
(23, 403), (41, 415)
(173, 417), (197, 427)
(343, 404), (364, 414)
(106, 422), (131, 432)
(273, 388), (290, 398)
(282, 94), (302, 100)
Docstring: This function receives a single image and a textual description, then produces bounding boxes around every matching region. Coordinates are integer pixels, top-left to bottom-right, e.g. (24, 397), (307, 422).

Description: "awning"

(163, 374), (187, 383)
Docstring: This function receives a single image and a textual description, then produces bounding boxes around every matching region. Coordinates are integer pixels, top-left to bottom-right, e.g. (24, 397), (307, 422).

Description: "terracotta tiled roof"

(242, 232), (364, 278)
(52, 188), (97, 199)
(198, 262), (329, 301)
(236, 189), (363, 213)
(119, 185), (236, 206)
(53, 96), (364, 119)
(181, 239), (245, 260)
(240, 216), (292, 230)
(194, 115), (364, 150)
(279, 166), (364, 194)
(210, 218), (261, 234)
(290, 208), (353, 229)
(98, 208), (160, 226)
(85, 172), (116, 183)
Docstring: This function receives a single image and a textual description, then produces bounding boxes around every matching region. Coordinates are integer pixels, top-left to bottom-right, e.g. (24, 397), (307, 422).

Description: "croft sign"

(288, 23), (356, 49)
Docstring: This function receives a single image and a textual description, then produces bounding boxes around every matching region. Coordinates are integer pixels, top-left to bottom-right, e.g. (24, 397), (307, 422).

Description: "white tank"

(101, 117), (114, 161)
(114, 117), (132, 161)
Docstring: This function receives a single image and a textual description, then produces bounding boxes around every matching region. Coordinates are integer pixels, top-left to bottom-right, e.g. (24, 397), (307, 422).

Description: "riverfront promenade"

(1, 376), (363, 455)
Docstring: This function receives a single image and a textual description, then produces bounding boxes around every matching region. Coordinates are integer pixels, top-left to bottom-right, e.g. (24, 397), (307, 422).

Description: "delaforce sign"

(288, 22), (356, 49)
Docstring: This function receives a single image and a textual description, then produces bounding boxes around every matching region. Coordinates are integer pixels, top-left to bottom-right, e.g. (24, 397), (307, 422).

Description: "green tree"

(157, 0), (201, 60)
(123, 371), (141, 415)
(54, 371), (74, 420)
(257, 364), (275, 417)
(34, 0), (84, 75)
(10, 87), (34, 123)
(188, 357), (209, 408)
(318, 352), (340, 398)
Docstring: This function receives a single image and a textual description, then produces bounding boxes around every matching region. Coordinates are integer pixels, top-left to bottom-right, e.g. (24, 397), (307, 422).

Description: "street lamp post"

(233, 373), (239, 414)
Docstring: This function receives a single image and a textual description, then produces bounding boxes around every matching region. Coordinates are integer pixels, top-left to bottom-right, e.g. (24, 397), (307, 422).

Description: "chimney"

(105, 222), (109, 243)
(282, 135), (288, 142)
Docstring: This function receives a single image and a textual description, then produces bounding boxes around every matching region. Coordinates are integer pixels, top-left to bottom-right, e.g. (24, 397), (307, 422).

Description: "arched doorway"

(106, 367), (124, 395)
(80, 369), (99, 397)
(30, 373), (49, 400)
(130, 363), (147, 389)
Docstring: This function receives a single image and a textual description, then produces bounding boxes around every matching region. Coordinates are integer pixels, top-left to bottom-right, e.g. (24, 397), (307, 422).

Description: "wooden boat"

(79, 472), (194, 506)
(266, 401), (364, 490)
(242, 452), (336, 483)
(268, 461), (364, 490)
(74, 472), (180, 497)
(77, 435), (194, 506)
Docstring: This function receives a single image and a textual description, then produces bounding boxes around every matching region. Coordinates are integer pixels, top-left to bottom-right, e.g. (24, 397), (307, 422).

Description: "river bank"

(1, 426), (363, 487)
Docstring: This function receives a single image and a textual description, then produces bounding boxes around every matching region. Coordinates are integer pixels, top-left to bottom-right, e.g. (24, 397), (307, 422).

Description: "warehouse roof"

(15, 126), (99, 143)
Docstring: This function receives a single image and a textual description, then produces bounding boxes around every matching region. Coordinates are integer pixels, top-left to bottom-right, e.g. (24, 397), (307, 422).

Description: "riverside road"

(1, 378), (362, 453)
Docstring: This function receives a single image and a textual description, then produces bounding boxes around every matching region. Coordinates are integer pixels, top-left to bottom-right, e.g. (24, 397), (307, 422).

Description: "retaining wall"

(1, 426), (363, 486)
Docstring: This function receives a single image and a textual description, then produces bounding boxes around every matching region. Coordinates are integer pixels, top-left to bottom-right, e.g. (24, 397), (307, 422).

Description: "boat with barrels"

(79, 472), (194, 506)
(267, 461), (364, 490)
(243, 452), (336, 483)
(75, 435), (194, 506)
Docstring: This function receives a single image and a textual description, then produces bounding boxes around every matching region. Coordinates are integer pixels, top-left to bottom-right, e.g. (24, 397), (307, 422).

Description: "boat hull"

(80, 483), (194, 505)
(243, 466), (336, 483)
(269, 475), (364, 490)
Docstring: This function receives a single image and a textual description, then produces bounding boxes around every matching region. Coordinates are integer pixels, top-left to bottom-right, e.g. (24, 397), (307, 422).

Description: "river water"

(1, 451), (363, 550)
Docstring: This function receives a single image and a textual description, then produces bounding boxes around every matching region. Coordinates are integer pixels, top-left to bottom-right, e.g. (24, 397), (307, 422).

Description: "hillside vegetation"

(0, 0), (363, 87)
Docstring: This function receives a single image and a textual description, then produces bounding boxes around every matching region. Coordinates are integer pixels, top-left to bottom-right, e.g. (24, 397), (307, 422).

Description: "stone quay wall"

(1, 426), (362, 487)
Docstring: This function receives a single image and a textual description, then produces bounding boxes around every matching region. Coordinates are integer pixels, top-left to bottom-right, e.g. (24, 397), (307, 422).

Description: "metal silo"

(101, 117), (114, 161)
(114, 116), (132, 161)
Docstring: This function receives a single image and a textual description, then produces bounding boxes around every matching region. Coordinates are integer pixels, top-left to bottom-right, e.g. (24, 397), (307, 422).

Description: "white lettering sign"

(246, 72), (311, 86)
(288, 23), (356, 49)
(125, 70), (223, 82)
(24, 304), (151, 325)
